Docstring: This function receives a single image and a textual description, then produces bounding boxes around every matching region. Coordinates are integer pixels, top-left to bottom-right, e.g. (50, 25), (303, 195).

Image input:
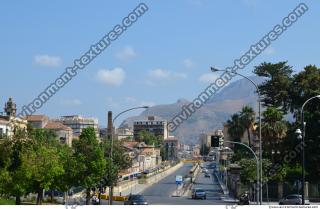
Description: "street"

(137, 163), (227, 205)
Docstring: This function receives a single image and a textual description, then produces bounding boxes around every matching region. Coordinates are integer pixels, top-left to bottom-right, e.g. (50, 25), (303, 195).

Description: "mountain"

(121, 76), (265, 144)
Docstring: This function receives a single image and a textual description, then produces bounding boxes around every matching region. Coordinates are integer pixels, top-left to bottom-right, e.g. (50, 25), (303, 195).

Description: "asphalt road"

(139, 163), (227, 205)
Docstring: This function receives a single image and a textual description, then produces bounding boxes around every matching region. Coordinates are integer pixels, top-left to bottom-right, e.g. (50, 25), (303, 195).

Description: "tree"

(0, 130), (31, 205)
(226, 113), (245, 141)
(20, 142), (64, 205)
(138, 130), (163, 146)
(240, 106), (256, 147)
(253, 61), (293, 113)
(101, 139), (131, 205)
(261, 107), (288, 162)
(73, 127), (106, 205)
(289, 65), (320, 182)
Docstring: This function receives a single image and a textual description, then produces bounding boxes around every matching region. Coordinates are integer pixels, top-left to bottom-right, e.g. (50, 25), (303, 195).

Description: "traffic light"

(211, 136), (220, 147)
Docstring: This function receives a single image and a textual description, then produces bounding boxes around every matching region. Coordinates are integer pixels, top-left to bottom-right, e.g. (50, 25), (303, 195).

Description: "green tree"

(289, 65), (320, 181)
(20, 142), (64, 205)
(240, 106), (256, 147)
(102, 139), (131, 205)
(261, 107), (288, 162)
(73, 127), (106, 205)
(253, 61), (293, 113)
(138, 130), (163, 146)
(0, 130), (31, 205)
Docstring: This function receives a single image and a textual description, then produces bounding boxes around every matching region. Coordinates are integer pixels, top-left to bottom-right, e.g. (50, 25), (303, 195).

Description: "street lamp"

(210, 67), (263, 204)
(224, 140), (259, 205)
(299, 95), (320, 205)
(108, 105), (149, 205)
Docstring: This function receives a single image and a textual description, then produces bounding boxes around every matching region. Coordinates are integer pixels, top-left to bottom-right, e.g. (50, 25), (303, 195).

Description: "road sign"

(176, 175), (183, 185)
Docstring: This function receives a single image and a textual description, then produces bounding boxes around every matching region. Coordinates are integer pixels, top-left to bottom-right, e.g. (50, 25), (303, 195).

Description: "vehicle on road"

(91, 195), (99, 205)
(124, 194), (148, 205)
(204, 173), (210, 178)
(279, 194), (310, 205)
(202, 168), (208, 173)
(238, 192), (250, 205)
(191, 188), (207, 200)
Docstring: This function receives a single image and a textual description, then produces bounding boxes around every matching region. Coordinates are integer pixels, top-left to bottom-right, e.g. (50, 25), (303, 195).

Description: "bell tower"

(4, 97), (17, 117)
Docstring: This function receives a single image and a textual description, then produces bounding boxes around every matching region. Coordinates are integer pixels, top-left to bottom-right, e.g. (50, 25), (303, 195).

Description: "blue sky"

(1, 0), (319, 127)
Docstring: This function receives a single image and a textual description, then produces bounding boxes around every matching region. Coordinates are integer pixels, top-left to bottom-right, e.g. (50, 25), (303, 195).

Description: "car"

(91, 195), (99, 205)
(279, 194), (310, 205)
(191, 188), (207, 200)
(124, 194), (148, 205)
(204, 173), (210, 178)
(202, 169), (208, 173)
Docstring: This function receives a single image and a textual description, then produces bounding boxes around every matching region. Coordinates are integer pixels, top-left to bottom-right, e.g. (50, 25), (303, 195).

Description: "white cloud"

(264, 47), (276, 55)
(96, 68), (126, 86)
(183, 58), (195, 69)
(115, 46), (137, 62)
(34, 54), (62, 67)
(198, 73), (219, 83)
(148, 69), (187, 81)
(60, 99), (82, 106)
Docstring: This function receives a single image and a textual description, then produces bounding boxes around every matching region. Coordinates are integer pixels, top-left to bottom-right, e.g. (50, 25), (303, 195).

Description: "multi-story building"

(53, 115), (99, 139)
(200, 130), (224, 148)
(26, 115), (73, 146)
(163, 136), (179, 161)
(116, 126), (134, 140)
(133, 116), (168, 140)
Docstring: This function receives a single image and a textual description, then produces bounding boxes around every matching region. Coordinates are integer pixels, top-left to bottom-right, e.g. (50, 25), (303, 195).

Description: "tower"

(107, 111), (113, 140)
(4, 97), (17, 117)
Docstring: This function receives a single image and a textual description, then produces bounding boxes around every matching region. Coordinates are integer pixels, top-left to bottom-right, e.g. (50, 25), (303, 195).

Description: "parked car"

(204, 173), (210, 178)
(191, 188), (207, 200)
(279, 194), (310, 205)
(124, 194), (148, 205)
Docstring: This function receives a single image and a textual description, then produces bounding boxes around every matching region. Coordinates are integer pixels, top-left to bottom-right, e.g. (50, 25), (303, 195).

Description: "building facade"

(163, 136), (179, 161)
(133, 116), (168, 140)
(53, 115), (99, 138)
(26, 115), (73, 146)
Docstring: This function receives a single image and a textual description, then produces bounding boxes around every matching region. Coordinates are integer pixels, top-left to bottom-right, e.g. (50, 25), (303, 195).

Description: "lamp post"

(108, 106), (149, 205)
(210, 67), (263, 204)
(298, 95), (320, 205)
(224, 141), (259, 205)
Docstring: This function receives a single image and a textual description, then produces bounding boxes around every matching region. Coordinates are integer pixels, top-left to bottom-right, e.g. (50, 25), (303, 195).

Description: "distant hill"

(121, 76), (265, 144)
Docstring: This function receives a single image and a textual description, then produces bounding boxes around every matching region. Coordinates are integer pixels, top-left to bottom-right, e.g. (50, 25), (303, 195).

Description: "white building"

(133, 116), (168, 140)
(0, 118), (10, 138)
(53, 115), (99, 138)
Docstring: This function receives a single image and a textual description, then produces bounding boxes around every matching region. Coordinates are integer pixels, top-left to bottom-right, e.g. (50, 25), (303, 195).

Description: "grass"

(0, 198), (15, 205)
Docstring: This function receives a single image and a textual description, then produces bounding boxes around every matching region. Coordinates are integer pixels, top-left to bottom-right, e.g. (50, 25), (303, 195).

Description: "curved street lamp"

(108, 105), (149, 205)
(210, 67), (263, 204)
(224, 140), (259, 205)
(299, 95), (320, 205)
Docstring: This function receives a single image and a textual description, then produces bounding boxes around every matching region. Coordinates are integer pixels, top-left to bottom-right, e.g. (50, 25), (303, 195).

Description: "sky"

(1, 0), (319, 127)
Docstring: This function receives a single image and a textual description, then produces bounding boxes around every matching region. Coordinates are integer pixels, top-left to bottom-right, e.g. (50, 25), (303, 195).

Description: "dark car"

(124, 194), (148, 205)
(279, 194), (310, 205)
(204, 173), (210, 178)
(191, 188), (206, 200)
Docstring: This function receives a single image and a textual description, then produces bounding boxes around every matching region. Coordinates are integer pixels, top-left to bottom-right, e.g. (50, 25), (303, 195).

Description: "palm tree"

(262, 107), (287, 139)
(226, 113), (245, 141)
(240, 106), (256, 147)
(261, 107), (287, 161)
